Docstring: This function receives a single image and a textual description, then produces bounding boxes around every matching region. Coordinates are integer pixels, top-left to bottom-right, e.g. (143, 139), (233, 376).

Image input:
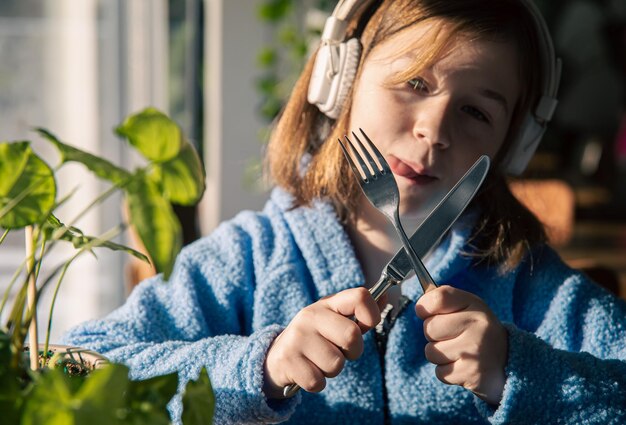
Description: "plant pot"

(24, 344), (108, 375)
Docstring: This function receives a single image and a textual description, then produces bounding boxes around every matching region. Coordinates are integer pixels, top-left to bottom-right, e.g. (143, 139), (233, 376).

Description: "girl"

(64, 0), (626, 423)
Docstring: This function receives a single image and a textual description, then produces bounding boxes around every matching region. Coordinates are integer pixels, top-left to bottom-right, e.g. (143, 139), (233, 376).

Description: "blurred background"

(0, 0), (624, 342)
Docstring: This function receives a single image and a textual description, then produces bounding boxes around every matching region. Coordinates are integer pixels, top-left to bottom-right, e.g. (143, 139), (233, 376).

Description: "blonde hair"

(266, 0), (547, 271)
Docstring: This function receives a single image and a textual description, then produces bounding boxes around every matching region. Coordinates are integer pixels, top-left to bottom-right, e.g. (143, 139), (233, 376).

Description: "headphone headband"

(502, 0), (561, 174)
(331, 0), (376, 26)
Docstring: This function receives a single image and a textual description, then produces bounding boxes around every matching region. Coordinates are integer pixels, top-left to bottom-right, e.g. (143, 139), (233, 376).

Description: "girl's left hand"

(415, 285), (508, 405)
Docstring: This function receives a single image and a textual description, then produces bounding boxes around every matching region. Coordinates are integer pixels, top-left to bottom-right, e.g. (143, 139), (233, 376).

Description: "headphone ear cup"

(504, 113), (547, 175)
(308, 38), (361, 119)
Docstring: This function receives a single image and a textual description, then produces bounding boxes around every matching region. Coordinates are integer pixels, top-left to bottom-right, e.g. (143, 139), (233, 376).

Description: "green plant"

(0, 107), (213, 424)
(254, 0), (336, 120)
(247, 1), (333, 191)
(255, 0), (320, 125)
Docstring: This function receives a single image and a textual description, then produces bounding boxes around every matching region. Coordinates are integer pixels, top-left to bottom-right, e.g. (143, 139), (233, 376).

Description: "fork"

(281, 128), (438, 398)
(339, 128), (438, 294)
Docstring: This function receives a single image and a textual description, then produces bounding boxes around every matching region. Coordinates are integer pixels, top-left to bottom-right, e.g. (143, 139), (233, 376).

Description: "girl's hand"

(415, 285), (508, 405)
(263, 287), (381, 399)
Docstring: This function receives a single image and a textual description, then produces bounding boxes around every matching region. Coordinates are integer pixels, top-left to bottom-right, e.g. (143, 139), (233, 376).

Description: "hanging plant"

(254, 0), (333, 126)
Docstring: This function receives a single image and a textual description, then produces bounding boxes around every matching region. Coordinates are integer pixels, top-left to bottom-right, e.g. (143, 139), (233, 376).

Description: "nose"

(412, 97), (452, 149)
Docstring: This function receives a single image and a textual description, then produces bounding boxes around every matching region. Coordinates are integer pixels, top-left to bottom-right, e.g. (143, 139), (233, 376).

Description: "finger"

(265, 329), (323, 391)
(293, 290), (371, 360)
(422, 310), (476, 342)
(298, 308), (363, 360)
(290, 355), (327, 393)
(302, 333), (346, 378)
(415, 285), (473, 319)
(424, 339), (466, 365)
(433, 358), (484, 390)
(434, 362), (460, 386)
(313, 313), (364, 361)
(322, 287), (381, 330)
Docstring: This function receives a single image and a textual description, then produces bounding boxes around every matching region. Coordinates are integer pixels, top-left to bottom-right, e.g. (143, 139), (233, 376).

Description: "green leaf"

(277, 25), (298, 45)
(0, 149), (56, 229)
(21, 372), (75, 425)
(22, 364), (129, 425)
(116, 107), (182, 162)
(74, 364), (128, 416)
(36, 128), (131, 186)
(255, 75), (279, 95)
(95, 239), (150, 263)
(257, 0), (292, 22)
(259, 96), (283, 121)
(0, 332), (22, 423)
(291, 39), (309, 60)
(20, 363), (180, 425)
(154, 141), (205, 206)
(124, 373), (178, 425)
(125, 174), (182, 279)
(0, 141), (31, 195)
(43, 215), (150, 264)
(181, 368), (214, 425)
(256, 47), (277, 67)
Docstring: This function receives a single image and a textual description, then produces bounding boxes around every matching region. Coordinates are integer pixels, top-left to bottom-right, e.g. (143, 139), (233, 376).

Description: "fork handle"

(394, 221), (438, 293)
(282, 273), (400, 398)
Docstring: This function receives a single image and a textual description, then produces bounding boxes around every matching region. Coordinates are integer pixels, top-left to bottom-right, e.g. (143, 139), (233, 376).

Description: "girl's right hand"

(262, 287), (382, 399)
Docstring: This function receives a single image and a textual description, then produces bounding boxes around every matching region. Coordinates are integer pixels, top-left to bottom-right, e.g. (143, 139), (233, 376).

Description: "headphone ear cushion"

(504, 113), (547, 175)
(308, 38), (362, 119)
(323, 38), (361, 119)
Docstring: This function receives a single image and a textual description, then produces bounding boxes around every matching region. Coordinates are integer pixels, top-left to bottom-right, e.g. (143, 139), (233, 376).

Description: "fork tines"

(338, 128), (388, 182)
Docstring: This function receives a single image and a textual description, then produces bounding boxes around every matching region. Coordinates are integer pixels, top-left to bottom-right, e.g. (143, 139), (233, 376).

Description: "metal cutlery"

(339, 128), (437, 294)
(282, 135), (491, 398)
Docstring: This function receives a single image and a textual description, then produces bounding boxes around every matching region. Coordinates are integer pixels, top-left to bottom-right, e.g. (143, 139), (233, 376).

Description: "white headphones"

(307, 0), (562, 175)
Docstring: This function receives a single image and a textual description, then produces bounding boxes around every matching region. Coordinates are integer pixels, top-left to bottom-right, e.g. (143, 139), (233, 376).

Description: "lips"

(387, 156), (437, 184)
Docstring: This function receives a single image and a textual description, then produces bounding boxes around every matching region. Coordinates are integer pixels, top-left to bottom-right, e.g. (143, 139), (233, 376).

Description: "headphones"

(307, 0), (562, 175)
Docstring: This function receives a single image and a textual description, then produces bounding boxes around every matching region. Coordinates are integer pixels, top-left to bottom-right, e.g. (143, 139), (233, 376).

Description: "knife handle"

(368, 273), (397, 302)
(282, 273), (400, 398)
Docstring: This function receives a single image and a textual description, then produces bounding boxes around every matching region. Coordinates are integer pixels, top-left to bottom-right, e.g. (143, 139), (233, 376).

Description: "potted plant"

(0, 107), (214, 424)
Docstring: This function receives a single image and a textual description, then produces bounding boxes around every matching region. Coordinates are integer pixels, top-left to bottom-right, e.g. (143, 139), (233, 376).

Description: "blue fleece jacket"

(63, 188), (626, 424)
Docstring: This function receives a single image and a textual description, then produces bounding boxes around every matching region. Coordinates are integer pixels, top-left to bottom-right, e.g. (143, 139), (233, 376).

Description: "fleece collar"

(271, 188), (365, 299)
(270, 188), (487, 302)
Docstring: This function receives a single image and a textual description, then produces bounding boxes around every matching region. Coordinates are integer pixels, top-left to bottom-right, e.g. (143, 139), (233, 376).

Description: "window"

(0, 0), (169, 342)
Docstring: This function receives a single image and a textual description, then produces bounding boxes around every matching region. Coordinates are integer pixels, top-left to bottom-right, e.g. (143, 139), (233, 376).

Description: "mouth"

(387, 156), (438, 185)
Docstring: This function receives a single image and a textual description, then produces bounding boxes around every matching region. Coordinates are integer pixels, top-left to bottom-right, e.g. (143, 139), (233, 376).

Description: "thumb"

(415, 285), (470, 319)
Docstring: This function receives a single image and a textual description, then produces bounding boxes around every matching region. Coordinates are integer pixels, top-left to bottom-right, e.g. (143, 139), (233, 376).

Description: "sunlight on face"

(349, 20), (520, 217)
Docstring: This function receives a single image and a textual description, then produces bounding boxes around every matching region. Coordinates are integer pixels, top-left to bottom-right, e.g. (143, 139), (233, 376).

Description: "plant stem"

(34, 183), (120, 277)
(42, 259), (71, 360)
(56, 183), (121, 240)
(25, 226), (39, 370)
(0, 257), (27, 318)
(0, 228), (8, 245)
(42, 224), (123, 357)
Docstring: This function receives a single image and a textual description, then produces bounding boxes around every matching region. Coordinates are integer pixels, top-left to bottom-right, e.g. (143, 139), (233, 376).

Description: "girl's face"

(349, 23), (520, 218)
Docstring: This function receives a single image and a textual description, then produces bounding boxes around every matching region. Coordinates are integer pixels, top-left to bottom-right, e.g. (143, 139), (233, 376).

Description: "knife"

(283, 155), (490, 398)
(368, 154), (490, 301)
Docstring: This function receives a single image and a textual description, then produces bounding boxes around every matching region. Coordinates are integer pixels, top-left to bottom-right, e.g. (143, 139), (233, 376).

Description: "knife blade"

(282, 155), (490, 398)
(368, 154), (490, 301)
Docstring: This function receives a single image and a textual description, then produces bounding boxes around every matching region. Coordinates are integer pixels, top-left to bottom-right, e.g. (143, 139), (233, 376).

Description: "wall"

(200, 0), (271, 233)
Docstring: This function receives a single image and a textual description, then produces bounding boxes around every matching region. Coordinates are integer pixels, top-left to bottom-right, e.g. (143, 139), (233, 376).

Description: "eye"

(407, 77), (428, 93)
(461, 105), (490, 123)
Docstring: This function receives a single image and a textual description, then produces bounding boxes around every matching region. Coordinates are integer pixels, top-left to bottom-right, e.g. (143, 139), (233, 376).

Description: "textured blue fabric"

(63, 187), (626, 424)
